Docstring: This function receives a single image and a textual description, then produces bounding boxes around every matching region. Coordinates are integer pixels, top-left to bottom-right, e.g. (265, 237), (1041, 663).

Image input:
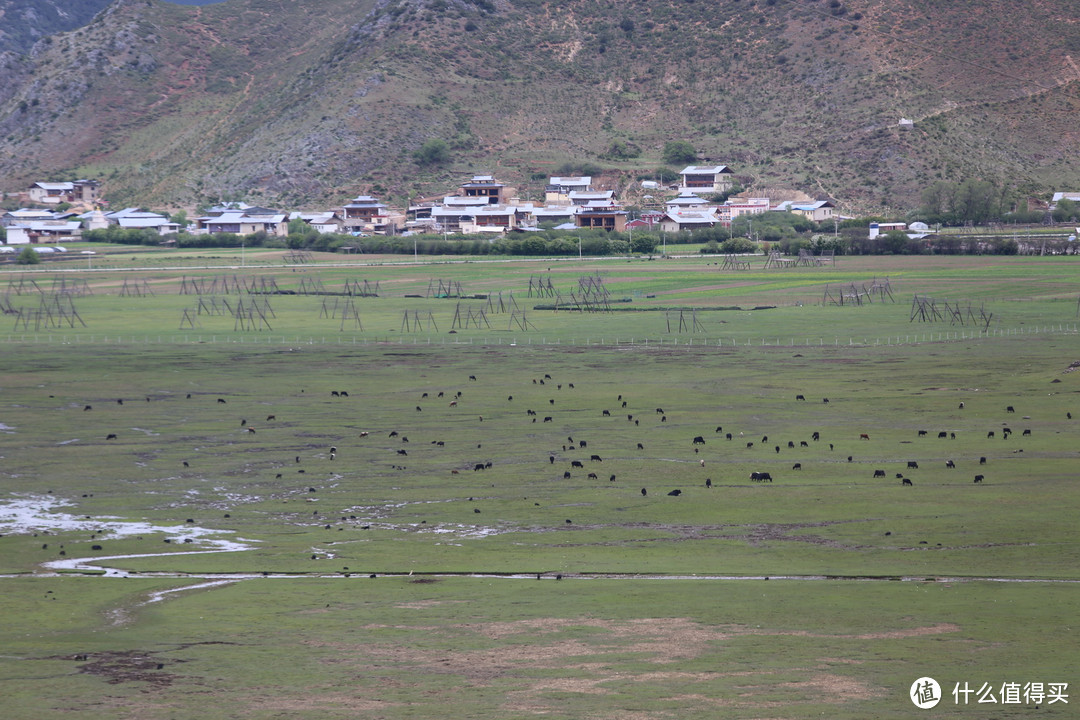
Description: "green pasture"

(0, 575), (1075, 720)
(0, 254), (1078, 718)
(3, 253), (1079, 347)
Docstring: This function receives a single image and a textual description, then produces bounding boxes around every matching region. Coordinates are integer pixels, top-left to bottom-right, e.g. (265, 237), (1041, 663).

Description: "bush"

(630, 233), (658, 253)
(413, 138), (450, 165)
(662, 140), (696, 165)
(16, 247), (40, 264)
(719, 237), (758, 254)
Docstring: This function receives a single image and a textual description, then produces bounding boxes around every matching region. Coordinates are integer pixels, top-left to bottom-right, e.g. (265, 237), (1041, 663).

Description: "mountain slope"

(2, 0), (1080, 213)
(0, 0), (111, 54)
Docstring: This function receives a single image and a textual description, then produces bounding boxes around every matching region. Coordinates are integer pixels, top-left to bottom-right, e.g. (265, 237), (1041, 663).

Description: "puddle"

(0, 494), (256, 576)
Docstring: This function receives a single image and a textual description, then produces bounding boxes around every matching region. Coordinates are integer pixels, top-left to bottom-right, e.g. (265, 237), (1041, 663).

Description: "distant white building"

(27, 180), (99, 205)
(1050, 192), (1080, 208)
(774, 200), (836, 223)
(545, 176), (592, 204)
(679, 165), (734, 194)
(666, 191), (709, 209)
(5, 221), (83, 244)
(658, 209), (719, 234)
(289, 211), (343, 234)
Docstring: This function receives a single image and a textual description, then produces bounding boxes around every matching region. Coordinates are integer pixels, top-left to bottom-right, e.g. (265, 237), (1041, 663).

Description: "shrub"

(16, 247), (40, 264)
(413, 138), (450, 165)
(719, 237), (757, 254)
(662, 140), (697, 165)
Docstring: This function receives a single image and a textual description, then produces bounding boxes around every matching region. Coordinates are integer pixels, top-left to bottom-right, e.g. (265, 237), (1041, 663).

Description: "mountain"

(2, 0), (1080, 215)
(0, 0), (111, 54)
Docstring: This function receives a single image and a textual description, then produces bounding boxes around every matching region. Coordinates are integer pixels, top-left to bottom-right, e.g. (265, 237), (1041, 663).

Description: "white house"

(568, 190), (615, 207)
(27, 180), (99, 205)
(715, 197), (770, 226)
(774, 200), (836, 223)
(196, 211), (288, 236)
(118, 217), (182, 235)
(1050, 192), (1080, 209)
(666, 191), (709, 209)
(679, 165), (734, 194)
(289, 212), (344, 234)
(658, 209), (719, 234)
(2, 208), (63, 227)
(5, 221), (83, 244)
(545, 176), (592, 204)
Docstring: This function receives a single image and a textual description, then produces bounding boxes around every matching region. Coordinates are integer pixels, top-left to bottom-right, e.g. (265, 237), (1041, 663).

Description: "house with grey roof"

(27, 180), (99, 205)
(545, 176), (592, 204)
(679, 165), (734, 194)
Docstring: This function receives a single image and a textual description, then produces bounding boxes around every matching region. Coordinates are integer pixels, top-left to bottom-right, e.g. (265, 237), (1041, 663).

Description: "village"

(0, 167), (843, 248)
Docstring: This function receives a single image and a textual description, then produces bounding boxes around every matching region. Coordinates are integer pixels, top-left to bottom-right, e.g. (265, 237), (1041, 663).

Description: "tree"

(952, 179), (997, 225)
(879, 230), (910, 254)
(413, 138), (450, 166)
(604, 139), (641, 160)
(16, 247), (40, 265)
(630, 233), (658, 253)
(170, 210), (188, 228)
(1053, 198), (1078, 223)
(288, 217), (309, 235)
(662, 140), (697, 166)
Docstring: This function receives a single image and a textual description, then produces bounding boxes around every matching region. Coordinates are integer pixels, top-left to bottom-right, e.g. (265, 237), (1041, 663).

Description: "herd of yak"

(81, 372), (1053, 503)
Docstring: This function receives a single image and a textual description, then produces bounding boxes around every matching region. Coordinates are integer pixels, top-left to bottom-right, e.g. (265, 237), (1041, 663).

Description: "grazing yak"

(693, 436), (705, 445)
(873, 470), (886, 478)
(902, 478), (913, 486)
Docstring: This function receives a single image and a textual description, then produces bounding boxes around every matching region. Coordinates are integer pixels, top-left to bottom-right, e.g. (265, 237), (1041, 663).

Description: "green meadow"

(0, 251), (1078, 718)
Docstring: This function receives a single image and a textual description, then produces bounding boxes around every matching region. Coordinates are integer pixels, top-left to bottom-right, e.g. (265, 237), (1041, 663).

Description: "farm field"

(0, 253), (1078, 719)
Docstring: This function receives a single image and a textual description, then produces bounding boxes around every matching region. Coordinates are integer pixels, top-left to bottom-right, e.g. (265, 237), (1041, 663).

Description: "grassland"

(0, 252), (1077, 719)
